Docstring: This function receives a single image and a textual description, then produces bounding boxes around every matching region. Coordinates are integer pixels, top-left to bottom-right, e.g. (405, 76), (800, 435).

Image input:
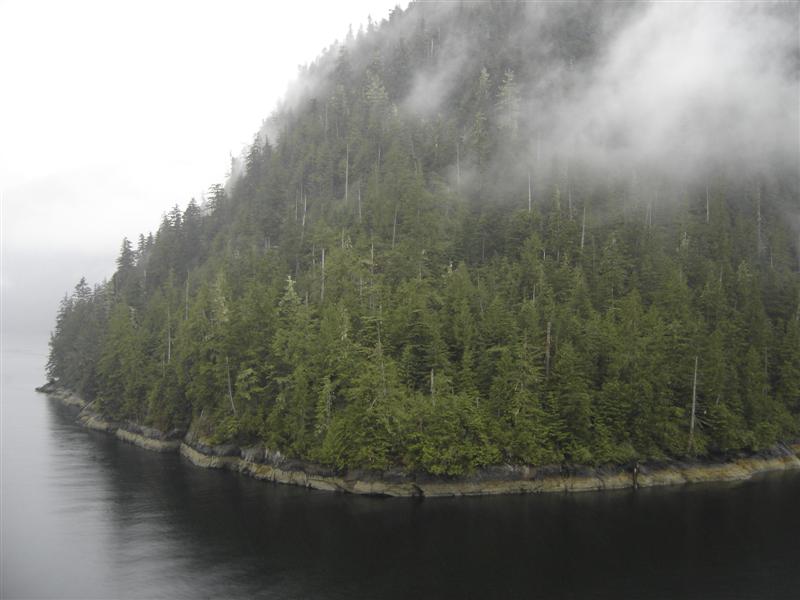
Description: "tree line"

(47, 2), (800, 475)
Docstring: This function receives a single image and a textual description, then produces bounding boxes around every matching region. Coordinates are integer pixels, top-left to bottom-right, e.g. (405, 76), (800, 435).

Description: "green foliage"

(46, 2), (800, 475)
(402, 393), (501, 476)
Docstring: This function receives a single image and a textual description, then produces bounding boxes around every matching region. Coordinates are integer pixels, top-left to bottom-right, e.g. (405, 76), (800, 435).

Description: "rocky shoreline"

(38, 382), (800, 498)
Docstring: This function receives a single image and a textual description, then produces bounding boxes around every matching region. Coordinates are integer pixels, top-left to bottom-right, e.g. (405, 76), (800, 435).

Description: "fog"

(2, 1), (797, 346)
(0, 0), (397, 342)
(401, 2), (798, 190)
(545, 2), (798, 178)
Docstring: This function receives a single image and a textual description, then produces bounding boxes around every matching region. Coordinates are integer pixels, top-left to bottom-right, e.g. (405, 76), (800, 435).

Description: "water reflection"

(3, 346), (800, 599)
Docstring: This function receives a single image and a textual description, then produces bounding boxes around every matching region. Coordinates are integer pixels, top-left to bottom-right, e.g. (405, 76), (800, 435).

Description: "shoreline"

(38, 383), (800, 498)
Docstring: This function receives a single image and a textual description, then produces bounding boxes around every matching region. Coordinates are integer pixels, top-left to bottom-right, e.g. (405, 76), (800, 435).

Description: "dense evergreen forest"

(47, 2), (800, 476)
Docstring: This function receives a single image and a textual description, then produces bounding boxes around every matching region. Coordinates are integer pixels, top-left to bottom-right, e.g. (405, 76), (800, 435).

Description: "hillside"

(46, 2), (800, 476)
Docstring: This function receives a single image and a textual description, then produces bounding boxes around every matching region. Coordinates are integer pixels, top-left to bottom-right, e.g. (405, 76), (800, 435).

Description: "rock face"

(37, 384), (87, 408)
(635, 452), (800, 488)
(40, 384), (800, 498)
(168, 441), (800, 497)
(73, 410), (180, 451)
(116, 429), (181, 453)
(79, 412), (118, 433)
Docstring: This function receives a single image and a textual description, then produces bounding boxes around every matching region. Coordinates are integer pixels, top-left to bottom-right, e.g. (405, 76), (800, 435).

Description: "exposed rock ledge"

(40, 384), (800, 498)
(36, 382), (87, 408)
(77, 411), (183, 453)
(178, 443), (800, 497)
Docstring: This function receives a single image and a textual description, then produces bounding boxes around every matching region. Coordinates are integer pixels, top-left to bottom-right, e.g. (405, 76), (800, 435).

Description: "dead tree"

(358, 183), (362, 222)
(528, 170), (532, 213)
(580, 205), (587, 250)
(756, 185), (763, 256)
(344, 143), (349, 204)
(392, 205), (398, 249)
(456, 140), (461, 190)
(166, 306), (171, 364)
(226, 356), (237, 416)
(320, 247), (325, 302)
(300, 191), (308, 246)
(688, 355), (698, 452)
(545, 321), (552, 377)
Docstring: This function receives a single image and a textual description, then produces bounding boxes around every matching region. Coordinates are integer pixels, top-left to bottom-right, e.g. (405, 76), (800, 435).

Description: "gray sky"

(0, 0), (399, 345)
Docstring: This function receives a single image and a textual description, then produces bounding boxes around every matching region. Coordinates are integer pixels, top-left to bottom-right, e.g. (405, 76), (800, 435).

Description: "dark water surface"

(3, 341), (800, 599)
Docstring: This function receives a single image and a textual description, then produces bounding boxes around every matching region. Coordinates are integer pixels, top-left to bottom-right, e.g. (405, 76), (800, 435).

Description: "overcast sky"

(0, 0), (400, 347)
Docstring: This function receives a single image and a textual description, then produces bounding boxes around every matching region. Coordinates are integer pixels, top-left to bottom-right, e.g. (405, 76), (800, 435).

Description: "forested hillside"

(47, 2), (800, 475)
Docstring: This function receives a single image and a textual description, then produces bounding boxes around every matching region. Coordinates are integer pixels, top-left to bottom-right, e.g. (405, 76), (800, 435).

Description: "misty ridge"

(264, 1), (798, 235)
(45, 1), (800, 480)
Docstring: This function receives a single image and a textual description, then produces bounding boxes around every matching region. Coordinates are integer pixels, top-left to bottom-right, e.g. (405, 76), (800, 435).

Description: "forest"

(46, 2), (800, 476)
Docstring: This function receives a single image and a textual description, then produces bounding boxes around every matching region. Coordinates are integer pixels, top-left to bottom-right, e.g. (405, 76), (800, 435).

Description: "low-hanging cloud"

(392, 2), (797, 185)
(545, 2), (799, 178)
(250, 1), (797, 242)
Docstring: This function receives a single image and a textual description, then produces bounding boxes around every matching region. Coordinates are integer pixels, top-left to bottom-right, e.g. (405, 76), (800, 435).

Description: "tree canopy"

(47, 2), (800, 476)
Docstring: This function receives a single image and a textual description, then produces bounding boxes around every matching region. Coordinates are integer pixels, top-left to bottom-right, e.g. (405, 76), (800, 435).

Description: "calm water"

(3, 340), (800, 599)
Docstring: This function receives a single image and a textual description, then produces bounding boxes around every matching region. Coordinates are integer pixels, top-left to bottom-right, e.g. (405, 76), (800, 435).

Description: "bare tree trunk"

(688, 355), (698, 452)
(358, 184), (362, 222)
(320, 247), (325, 302)
(344, 143), (349, 204)
(392, 204), (398, 249)
(650, 189), (657, 229)
(376, 146), (381, 198)
(528, 170), (532, 213)
(545, 321), (552, 377)
(367, 306), (388, 407)
(456, 140), (461, 190)
(757, 185), (763, 256)
(226, 356), (237, 416)
(300, 192), (307, 245)
(167, 306), (171, 364)
(581, 205), (586, 250)
(568, 184), (573, 220)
